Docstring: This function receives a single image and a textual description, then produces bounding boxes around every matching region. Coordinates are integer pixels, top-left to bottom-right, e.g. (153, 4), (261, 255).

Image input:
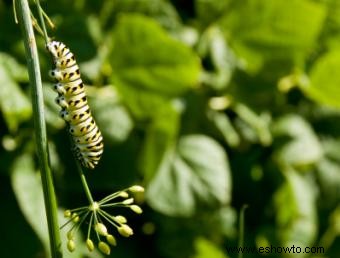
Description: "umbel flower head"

(62, 185), (144, 255)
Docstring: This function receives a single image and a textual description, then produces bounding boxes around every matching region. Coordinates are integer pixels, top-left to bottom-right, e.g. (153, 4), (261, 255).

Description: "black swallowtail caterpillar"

(46, 41), (103, 169)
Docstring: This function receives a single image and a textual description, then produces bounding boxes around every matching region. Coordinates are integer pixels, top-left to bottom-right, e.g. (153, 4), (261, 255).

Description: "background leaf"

(110, 14), (200, 119)
(146, 135), (231, 216)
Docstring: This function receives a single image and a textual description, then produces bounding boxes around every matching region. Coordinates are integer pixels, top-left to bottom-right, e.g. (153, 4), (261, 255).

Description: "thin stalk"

(35, 0), (49, 43)
(15, 1), (62, 258)
(76, 161), (95, 204)
(238, 205), (248, 258)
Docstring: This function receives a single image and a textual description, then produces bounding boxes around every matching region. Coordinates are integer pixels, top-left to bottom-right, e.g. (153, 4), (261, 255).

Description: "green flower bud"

(119, 191), (129, 198)
(130, 205), (143, 214)
(72, 213), (79, 223)
(86, 239), (94, 252)
(67, 231), (74, 240)
(118, 224), (133, 237)
(106, 234), (117, 246)
(114, 215), (127, 224)
(64, 210), (71, 218)
(129, 185), (144, 193)
(67, 239), (76, 252)
(98, 241), (111, 255)
(122, 198), (134, 205)
(95, 222), (108, 236)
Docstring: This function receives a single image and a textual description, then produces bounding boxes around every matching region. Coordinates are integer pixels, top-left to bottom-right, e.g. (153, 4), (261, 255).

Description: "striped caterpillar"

(46, 40), (103, 169)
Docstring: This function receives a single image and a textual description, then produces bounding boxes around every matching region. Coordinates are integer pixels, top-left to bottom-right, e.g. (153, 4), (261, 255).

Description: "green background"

(1, 0), (340, 257)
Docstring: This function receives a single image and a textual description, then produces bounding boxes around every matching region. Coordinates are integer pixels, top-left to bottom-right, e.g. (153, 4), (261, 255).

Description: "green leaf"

(272, 114), (323, 168)
(110, 14), (200, 119)
(303, 50), (340, 108)
(219, 0), (326, 72)
(106, 0), (181, 30)
(139, 103), (181, 182)
(88, 86), (134, 143)
(146, 135), (231, 216)
(0, 64), (32, 133)
(315, 138), (340, 207)
(10, 154), (49, 252)
(0, 52), (28, 82)
(193, 238), (229, 258)
(274, 167), (318, 248)
(195, 0), (232, 26)
(198, 26), (236, 90)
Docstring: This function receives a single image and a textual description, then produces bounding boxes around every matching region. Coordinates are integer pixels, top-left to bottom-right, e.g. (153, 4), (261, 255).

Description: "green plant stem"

(35, 0), (49, 43)
(238, 205), (248, 258)
(76, 161), (95, 204)
(16, 1), (62, 257)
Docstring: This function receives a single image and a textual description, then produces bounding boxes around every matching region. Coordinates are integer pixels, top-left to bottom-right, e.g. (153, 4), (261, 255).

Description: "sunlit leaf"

(0, 64), (32, 133)
(219, 0), (326, 72)
(274, 167), (318, 248)
(139, 102), (181, 182)
(11, 154), (49, 252)
(110, 14), (200, 119)
(193, 238), (229, 258)
(146, 135), (231, 216)
(303, 50), (340, 108)
(272, 114), (323, 167)
(104, 0), (181, 29)
(88, 86), (133, 143)
(0, 52), (28, 82)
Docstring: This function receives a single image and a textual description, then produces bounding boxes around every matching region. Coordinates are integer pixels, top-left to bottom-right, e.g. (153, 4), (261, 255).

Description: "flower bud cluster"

(62, 185), (144, 255)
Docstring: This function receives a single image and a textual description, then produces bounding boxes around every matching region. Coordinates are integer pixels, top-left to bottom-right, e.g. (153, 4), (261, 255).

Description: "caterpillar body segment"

(46, 40), (103, 169)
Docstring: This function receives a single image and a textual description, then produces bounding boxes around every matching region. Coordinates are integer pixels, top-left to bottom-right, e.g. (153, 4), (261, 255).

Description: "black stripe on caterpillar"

(46, 41), (103, 169)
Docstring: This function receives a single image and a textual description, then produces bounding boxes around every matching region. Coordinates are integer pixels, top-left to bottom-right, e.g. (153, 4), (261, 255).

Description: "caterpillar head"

(46, 41), (65, 59)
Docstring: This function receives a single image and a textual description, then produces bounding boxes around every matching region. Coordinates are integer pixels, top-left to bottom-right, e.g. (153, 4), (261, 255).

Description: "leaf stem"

(15, 0), (62, 257)
(76, 161), (95, 204)
(35, 0), (49, 43)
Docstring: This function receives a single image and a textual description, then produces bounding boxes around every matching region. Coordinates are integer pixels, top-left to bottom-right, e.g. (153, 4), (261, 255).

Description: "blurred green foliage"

(1, 0), (340, 257)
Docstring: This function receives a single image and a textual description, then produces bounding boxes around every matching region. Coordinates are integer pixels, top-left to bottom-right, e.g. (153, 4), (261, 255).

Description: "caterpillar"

(46, 40), (103, 169)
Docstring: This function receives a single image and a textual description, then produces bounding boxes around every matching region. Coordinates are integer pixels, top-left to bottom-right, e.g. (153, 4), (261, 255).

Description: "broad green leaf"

(195, 0), (232, 27)
(320, 0), (340, 49)
(303, 50), (340, 108)
(0, 52), (28, 82)
(146, 135), (231, 216)
(219, 0), (326, 72)
(110, 14), (200, 119)
(193, 238), (229, 258)
(274, 167), (317, 248)
(139, 102), (181, 182)
(272, 114), (323, 168)
(0, 64), (32, 133)
(315, 138), (340, 207)
(88, 86), (133, 143)
(11, 154), (49, 253)
(103, 0), (181, 30)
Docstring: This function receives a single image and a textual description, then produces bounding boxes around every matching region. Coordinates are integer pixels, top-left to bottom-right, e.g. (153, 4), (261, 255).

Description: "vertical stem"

(238, 205), (248, 258)
(16, 1), (62, 258)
